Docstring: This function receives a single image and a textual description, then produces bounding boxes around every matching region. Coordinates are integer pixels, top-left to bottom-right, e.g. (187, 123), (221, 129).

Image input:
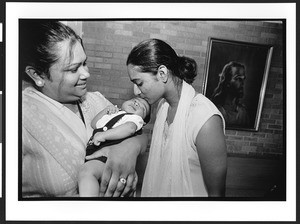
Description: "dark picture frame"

(203, 38), (273, 131)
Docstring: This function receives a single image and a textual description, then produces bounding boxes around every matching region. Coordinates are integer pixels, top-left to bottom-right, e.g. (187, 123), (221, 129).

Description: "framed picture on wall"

(203, 38), (273, 131)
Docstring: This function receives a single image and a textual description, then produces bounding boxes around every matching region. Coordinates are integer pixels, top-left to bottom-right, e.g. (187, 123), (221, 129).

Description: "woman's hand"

(101, 133), (148, 197)
(85, 133), (148, 197)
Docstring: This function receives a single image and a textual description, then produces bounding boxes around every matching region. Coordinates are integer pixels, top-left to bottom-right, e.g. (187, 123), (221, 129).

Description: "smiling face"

(127, 64), (165, 105)
(41, 40), (90, 103)
(121, 97), (150, 119)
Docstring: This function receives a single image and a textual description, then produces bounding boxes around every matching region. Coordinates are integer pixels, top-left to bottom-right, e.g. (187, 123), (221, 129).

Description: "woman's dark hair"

(210, 61), (245, 106)
(20, 20), (82, 84)
(126, 39), (197, 84)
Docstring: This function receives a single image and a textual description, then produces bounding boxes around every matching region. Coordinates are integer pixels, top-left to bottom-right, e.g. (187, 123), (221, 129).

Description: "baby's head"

(121, 97), (151, 123)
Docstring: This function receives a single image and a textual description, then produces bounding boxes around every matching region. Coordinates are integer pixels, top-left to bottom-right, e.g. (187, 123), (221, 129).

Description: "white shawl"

(141, 81), (196, 197)
(22, 87), (109, 197)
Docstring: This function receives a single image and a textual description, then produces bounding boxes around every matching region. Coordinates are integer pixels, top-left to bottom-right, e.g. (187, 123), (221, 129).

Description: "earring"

(36, 80), (44, 87)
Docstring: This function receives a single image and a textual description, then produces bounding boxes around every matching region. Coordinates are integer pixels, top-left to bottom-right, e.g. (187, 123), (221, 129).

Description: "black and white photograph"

(3, 2), (297, 223)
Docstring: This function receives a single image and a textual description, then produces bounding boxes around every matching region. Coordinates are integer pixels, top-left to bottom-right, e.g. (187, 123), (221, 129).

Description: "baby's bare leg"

(78, 160), (105, 197)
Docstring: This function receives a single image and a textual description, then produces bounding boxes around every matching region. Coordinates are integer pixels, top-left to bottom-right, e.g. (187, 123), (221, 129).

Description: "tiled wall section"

(82, 20), (284, 158)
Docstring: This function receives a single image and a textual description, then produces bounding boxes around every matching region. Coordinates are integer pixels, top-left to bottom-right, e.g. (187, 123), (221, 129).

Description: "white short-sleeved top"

(162, 93), (225, 196)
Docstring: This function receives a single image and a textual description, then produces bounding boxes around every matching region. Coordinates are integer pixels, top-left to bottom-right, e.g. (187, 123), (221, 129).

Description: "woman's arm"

(195, 115), (227, 197)
(85, 132), (148, 197)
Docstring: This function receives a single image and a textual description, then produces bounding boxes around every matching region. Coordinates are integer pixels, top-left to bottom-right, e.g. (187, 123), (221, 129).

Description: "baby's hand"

(92, 132), (106, 146)
(105, 105), (120, 115)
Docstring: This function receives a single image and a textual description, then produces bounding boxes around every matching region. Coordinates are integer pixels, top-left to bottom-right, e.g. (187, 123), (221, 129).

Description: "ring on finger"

(119, 177), (127, 185)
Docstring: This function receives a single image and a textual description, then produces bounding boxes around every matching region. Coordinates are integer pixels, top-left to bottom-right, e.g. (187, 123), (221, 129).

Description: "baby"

(78, 97), (150, 197)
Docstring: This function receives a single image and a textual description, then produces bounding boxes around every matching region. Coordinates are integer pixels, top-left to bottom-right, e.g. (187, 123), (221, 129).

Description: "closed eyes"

(134, 100), (139, 107)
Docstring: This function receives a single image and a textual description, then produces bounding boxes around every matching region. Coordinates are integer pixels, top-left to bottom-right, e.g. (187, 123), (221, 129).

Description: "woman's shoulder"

(186, 94), (224, 144)
(82, 91), (112, 114)
(22, 86), (38, 97)
(190, 93), (218, 111)
(188, 93), (225, 134)
(84, 91), (107, 102)
(84, 91), (112, 106)
(188, 93), (223, 126)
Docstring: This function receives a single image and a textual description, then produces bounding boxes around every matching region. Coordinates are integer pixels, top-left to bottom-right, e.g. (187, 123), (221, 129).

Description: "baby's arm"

(92, 122), (138, 146)
(91, 105), (119, 129)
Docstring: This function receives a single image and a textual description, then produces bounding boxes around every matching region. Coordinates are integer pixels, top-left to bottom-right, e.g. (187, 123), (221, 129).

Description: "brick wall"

(81, 20), (284, 158)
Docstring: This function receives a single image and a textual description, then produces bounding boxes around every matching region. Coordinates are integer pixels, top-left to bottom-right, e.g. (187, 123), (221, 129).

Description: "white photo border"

(6, 2), (296, 221)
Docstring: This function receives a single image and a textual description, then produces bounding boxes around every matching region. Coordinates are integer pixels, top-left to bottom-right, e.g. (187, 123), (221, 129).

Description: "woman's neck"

(164, 81), (182, 109)
(164, 81), (182, 124)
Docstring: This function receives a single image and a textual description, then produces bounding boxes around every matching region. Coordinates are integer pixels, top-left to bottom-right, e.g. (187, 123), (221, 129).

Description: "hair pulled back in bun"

(177, 56), (197, 84)
(127, 39), (198, 84)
